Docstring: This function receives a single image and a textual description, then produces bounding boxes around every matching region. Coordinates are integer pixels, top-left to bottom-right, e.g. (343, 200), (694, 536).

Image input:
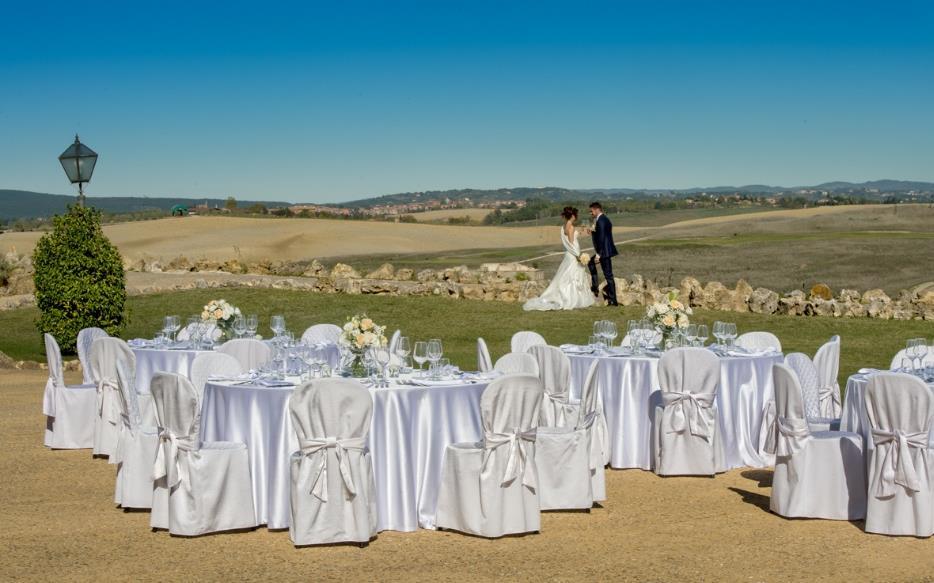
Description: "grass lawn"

(1, 289), (931, 387)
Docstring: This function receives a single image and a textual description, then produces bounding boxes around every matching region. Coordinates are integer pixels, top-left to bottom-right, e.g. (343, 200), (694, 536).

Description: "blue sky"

(1, 0), (932, 203)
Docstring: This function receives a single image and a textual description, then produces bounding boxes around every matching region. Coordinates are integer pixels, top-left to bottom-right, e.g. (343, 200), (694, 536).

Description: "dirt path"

(3, 369), (932, 582)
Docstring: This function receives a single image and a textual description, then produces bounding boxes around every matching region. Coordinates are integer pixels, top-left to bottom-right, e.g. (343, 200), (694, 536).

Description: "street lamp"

(58, 134), (98, 207)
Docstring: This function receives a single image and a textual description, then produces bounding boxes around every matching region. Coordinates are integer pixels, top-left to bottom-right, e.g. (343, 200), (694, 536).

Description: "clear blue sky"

(1, 0), (932, 203)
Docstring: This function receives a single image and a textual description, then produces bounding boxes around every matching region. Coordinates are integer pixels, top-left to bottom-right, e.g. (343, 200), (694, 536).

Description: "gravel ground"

(3, 369), (933, 582)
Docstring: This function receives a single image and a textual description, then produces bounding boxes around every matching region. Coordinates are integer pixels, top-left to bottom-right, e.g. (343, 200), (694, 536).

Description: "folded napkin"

(128, 339), (151, 348)
(257, 379), (295, 388)
(409, 378), (469, 387)
(858, 368), (883, 375)
(561, 344), (594, 354)
(726, 348), (778, 357)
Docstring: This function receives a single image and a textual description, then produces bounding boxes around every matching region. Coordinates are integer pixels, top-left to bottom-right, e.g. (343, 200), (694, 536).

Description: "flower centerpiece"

(201, 299), (241, 340)
(339, 314), (388, 377)
(646, 291), (692, 348)
(578, 252), (591, 266)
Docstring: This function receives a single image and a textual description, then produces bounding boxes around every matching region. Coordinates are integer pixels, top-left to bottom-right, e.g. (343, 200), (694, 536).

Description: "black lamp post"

(58, 134), (98, 207)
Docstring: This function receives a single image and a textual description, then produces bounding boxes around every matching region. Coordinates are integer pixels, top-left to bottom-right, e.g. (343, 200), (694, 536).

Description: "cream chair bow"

(297, 436), (367, 502)
(662, 391), (716, 439)
(152, 429), (197, 495)
(763, 415), (810, 458)
(580, 410), (608, 471)
(482, 427), (538, 490)
(818, 385), (842, 419)
(871, 428), (928, 498)
(97, 377), (122, 426)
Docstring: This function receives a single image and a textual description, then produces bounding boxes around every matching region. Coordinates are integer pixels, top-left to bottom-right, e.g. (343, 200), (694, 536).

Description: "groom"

(586, 201), (618, 306)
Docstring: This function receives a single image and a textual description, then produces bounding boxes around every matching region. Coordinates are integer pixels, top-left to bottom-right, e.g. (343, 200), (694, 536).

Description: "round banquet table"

(567, 350), (782, 471)
(840, 372), (934, 450)
(200, 378), (486, 531)
(132, 347), (210, 394)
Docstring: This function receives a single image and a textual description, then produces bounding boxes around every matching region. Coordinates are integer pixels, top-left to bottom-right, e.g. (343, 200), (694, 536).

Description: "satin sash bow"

(662, 391), (716, 439)
(482, 428), (538, 490)
(152, 429), (197, 494)
(762, 415), (810, 457)
(817, 384), (842, 417)
(298, 436), (366, 502)
(871, 429), (928, 498)
(43, 376), (57, 417)
(580, 410), (609, 470)
(97, 378), (121, 425)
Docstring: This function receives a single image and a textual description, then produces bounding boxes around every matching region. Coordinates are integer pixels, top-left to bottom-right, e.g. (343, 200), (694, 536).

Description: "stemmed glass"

(395, 336), (411, 372)
(727, 323), (738, 348)
(712, 321), (724, 348)
(246, 314), (258, 338)
(604, 321), (618, 348)
(413, 341), (429, 372)
(592, 321), (604, 352)
(270, 315), (285, 339)
(685, 324), (698, 347)
(427, 339), (443, 379)
(696, 324), (709, 348)
(907, 338), (927, 374)
(233, 315), (247, 339)
(374, 345), (392, 387)
(164, 315), (180, 343)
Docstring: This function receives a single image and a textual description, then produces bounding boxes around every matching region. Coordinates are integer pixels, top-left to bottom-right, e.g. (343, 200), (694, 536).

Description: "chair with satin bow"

(217, 338), (272, 371)
(436, 374), (544, 538)
(111, 361), (159, 509)
(784, 352), (840, 432)
(510, 330), (546, 354)
(89, 337), (154, 457)
(42, 333), (97, 449)
(864, 372), (934, 537)
(190, 352), (243, 402)
(288, 378), (378, 546)
(536, 360), (607, 509)
(765, 363), (865, 520)
(149, 372), (255, 536)
(477, 338), (493, 373)
(735, 331), (782, 353)
(300, 324), (342, 345)
(652, 348), (726, 476)
(493, 352), (539, 376)
(813, 335), (842, 418)
(76, 327), (108, 385)
(528, 345), (578, 428)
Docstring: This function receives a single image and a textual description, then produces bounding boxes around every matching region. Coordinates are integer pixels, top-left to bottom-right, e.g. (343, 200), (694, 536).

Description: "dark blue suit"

(589, 214), (618, 305)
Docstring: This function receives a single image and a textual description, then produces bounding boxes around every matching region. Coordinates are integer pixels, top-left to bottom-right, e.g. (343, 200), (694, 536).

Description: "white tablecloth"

(840, 372), (934, 449)
(132, 347), (210, 394)
(200, 379), (486, 531)
(568, 351), (781, 471)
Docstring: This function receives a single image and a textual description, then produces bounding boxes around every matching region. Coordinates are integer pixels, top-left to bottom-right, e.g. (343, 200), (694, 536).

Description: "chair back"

(493, 353), (539, 375)
(577, 360), (601, 426)
(736, 331), (782, 353)
(90, 337), (137, 388)
(218, 338), (271, 371)
(527, 345), (572, 402)
(43, 333), (65, 389)
(77, 327), (109, 384)
(865, 373), (934, 437)
(115, 359), (143, 430)
(480, 374), (543, 435)
(477, 337), (493, 373)
(773, 363), (808, 423)
(813, 335), (840, 391)
(658, 347), (719, 396)
(150, 372), (201, 440)
(301, 324), (342, 345)
(190, 352), (243, 400)
(784, 353), (821, 420)
(510, 331), (546, 353)
(289, 378), (372, 442)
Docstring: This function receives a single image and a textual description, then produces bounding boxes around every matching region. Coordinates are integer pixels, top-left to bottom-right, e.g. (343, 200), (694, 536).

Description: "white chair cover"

(42, 334), (96, 449)
(528, 345), (577, 428)
(149, 372), (255, 536)
(90, 337), (147, 456)
(436, 374), (544, 538)
(889, 348), (934, 371)
(217, 338), (272, 371)
(736, 331), (782, 353)
(301, 324), (342, 345)
(765, 363), (865, 520)
(813, 335), (842, 418)
(652, 348), (725, 476)
(477, 337), (493, 373)
(190, 352), (243, 402)
(510, 331), (546, 353)
(76, 327), (109, 384)
(785, 352), (839, 432)
(864, 373), (934, 537)
(111, 360), (159, 509)
(493, 353), (539, 376)
(288, 379), (378, 546)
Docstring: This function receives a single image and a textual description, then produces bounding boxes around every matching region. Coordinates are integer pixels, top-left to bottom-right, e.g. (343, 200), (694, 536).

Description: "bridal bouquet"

(578, 252), (591, 266)
(340, 313), (388, 352)
(201, 299), (242, 337)
(646, 291), (692, 335)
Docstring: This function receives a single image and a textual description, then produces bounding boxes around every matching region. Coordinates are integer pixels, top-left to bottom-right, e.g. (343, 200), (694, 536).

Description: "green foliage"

(0, 255), (12, 286)
(32, 205), (126, 353)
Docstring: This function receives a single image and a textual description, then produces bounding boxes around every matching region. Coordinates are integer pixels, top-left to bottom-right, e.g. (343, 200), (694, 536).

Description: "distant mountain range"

(2, 179), (932, 220)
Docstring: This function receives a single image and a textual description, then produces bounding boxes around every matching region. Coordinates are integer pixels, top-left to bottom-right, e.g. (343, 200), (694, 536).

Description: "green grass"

(2, 289), (931, 388)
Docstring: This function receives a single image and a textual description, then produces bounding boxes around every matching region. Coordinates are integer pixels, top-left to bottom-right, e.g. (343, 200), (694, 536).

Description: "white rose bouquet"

(201, 299), (242, 337)
(646, 291), (692, 336)
(340, 313), (388, 352)
(578, 252), (591, 266)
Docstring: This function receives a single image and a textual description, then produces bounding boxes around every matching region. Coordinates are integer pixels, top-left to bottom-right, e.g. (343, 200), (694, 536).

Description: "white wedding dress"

(523, 229), (596, 311)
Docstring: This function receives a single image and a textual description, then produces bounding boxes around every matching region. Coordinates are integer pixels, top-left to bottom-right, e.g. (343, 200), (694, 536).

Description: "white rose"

(657, 304), (670, 315)
(343, 322), (354, 332)
(677, 314), (689, 327)
(662, 314), (676, 327)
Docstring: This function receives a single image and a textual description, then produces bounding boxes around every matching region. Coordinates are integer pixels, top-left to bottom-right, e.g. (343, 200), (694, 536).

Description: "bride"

(523, 206), (596, 311)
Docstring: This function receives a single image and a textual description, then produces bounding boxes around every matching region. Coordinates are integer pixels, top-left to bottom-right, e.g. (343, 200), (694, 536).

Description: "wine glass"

(427, 339), (443, 378)
(246, 314), (258, 338)
(374, 346), (392, 387)
(605, 321), (618, 348)
(232, 315), (246, 339)
(162, 316), (174, 342)
(712, 321), (724, 348)
(270, 315), (285, 338)
(413, 341), (429, 372)
(685, 324), (698, 347)
(168, 315), (181, 343)
(725, 323), (737, 348)
(395, 336), (411, 371)
(696, 324), (709, 347)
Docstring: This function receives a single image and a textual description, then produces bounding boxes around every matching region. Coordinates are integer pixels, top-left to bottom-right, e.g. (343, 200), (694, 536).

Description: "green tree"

(225, 196), (238, 211)
(32, 205), (126, 354)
